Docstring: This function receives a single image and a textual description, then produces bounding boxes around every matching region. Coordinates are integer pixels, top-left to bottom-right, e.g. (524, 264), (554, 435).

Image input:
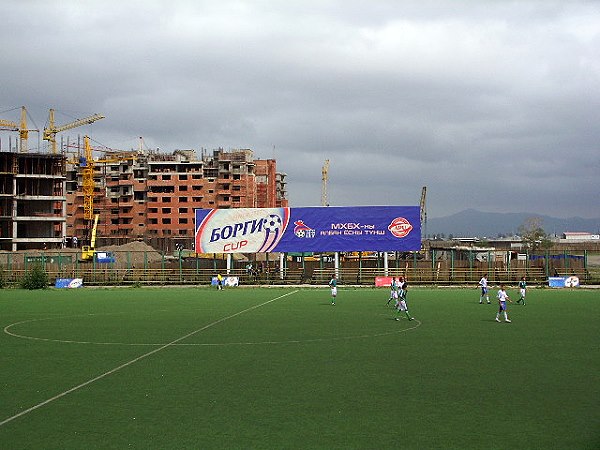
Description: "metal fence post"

(358, 252), (362, 284)
(469, 250), (473, 281)
(178, 248), (183, 283)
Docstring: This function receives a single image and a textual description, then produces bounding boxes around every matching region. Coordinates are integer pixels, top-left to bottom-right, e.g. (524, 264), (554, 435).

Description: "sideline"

(0, 290), (299, 428)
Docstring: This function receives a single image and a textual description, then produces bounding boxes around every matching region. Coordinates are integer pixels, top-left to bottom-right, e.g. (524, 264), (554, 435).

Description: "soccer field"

(0, 286), (598, 449)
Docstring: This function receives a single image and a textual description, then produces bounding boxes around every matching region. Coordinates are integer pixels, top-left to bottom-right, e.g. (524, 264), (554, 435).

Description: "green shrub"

(20, 265), (50, 290)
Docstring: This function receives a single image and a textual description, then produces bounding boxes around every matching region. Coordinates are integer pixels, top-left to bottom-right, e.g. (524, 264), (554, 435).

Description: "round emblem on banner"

(388, 217), (413, 238)
(564, 276), (579, 288)
(264, 214), (282, 232)
(68, 278), (83, 288)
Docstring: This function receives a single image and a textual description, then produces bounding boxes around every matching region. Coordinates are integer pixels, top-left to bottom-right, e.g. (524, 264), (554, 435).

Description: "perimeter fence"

(0, 249), (595, 287)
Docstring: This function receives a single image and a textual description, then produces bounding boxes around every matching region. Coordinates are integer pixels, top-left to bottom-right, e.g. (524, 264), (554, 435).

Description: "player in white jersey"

(495, 284), (512, 323)
(394, 280), (413, 321)
(387, 277), (398, 305)
(393, 277), (404, 309)
(478, 274), (490, 304)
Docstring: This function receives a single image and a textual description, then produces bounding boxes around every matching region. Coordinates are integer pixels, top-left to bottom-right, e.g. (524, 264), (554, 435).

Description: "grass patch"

(0, 287), (598, 449)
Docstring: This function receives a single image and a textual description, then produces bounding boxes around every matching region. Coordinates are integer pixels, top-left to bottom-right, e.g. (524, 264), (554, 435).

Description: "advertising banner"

(55, 278), (83, 288)
(375, 276), (395, 287)
(548, 276), (580, 288)
(195, 206), (421, 253)
(211, 276), (239, 287)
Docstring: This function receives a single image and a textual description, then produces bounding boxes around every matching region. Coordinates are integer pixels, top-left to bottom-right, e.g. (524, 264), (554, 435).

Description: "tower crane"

(73, 136), (138, 222)
(43, 109), (105, 154)
(0, 106), (36, 152)
(74, 136), (137, 260)
(321, 159), (330, 207)
(420, 186), (427, 240)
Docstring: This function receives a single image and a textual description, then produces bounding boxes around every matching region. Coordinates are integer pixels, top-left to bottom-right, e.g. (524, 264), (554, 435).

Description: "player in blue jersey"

(329, 274), (337, 305)
(478, 274), (490, 304)
(495, 284), (512, 323)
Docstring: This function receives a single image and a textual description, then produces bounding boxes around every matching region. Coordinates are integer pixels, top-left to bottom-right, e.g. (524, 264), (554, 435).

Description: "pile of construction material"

(100, 241), (164, 267)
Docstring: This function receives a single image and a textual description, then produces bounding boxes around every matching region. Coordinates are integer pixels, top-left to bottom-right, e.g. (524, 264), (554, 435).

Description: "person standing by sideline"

(329, 274), (337, 305)
(217, 273), (223, 290)
(478, 274), (490, 304)
(495, 284), (512, 323)
(516, 276), (527, 305)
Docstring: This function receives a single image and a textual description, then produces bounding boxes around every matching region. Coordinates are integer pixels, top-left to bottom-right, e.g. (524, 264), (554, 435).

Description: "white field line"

(5, 316), (421, 347)
(0, 290), (298, 428)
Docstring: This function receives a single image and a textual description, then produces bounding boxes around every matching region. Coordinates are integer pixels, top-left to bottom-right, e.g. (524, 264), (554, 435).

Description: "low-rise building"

(561, 232), (599, 241)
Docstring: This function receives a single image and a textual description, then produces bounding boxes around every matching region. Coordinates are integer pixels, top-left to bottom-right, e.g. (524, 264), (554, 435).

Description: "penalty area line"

(0, 290), (299, 428)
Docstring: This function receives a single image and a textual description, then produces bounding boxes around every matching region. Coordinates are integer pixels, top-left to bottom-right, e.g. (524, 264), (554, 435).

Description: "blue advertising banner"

(548, 276), (580, 288)
(55, 278), (83, 288)
(195, 206), (421, 253)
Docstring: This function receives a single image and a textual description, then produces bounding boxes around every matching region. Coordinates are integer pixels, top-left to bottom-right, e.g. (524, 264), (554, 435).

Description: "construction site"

(1, 107), (596, 287)
(0, 107), (288, 255)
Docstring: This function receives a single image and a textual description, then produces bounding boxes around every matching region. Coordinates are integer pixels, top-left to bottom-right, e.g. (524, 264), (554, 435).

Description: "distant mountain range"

(426, 209), (600, 238)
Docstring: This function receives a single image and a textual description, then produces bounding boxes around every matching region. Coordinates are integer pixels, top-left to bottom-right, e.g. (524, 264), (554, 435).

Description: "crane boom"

(43, 109), (105, 153)
(1, 106), (36, 152)
(0, 119), (18, 130)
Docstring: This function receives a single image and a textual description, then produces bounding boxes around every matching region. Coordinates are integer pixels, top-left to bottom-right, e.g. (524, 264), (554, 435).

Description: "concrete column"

(334, 252), (339, 277)
(384, 252), (389, 276)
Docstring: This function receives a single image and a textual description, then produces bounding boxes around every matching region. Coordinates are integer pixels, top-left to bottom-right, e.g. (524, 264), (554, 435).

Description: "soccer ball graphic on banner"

(264, 214), (282, 232)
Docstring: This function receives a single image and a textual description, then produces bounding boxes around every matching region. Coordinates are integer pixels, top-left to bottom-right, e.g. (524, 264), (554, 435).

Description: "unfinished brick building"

(66, 148), (288, 250)
(0, 152), (66, 251)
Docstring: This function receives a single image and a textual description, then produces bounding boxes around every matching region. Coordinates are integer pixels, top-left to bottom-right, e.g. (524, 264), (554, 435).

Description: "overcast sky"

(2, 0), (599, 219)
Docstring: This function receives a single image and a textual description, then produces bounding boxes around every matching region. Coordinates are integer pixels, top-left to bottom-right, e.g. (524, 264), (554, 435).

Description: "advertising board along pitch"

(195, 206), (421, 254)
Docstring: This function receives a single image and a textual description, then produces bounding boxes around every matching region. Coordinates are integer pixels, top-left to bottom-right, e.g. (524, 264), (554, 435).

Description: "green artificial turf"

(0, 286), (598, 449)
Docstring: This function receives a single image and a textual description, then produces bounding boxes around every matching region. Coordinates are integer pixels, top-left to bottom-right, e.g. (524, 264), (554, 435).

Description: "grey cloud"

(1, 0), (599, 219)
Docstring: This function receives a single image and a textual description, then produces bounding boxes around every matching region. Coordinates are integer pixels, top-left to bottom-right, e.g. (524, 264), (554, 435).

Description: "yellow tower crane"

(321, 159), (330, 207)
(74, 136), (137, 262)
(68, 136), (139, 223)
(43, 109), (105, 154)
(0, 106), (36, 152)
